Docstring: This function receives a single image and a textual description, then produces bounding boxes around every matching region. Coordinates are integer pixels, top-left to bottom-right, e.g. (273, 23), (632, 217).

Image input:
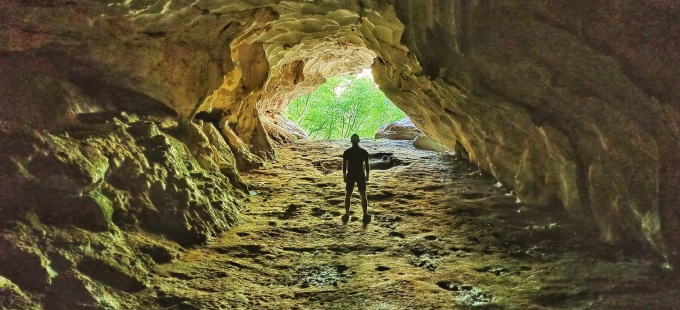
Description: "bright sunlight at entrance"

(284, 69), (406, 139)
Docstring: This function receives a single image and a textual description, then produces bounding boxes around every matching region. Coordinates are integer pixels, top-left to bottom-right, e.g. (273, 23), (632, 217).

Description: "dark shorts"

(345, 177), (366, 193)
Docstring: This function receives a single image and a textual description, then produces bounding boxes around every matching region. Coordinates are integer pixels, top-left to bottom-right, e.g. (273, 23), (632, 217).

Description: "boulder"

(413, 134), (450, 152)
(375, 118), (421, 140)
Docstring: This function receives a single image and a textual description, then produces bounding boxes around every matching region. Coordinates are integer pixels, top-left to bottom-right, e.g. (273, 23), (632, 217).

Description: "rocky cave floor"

(131, 139), (680, 309)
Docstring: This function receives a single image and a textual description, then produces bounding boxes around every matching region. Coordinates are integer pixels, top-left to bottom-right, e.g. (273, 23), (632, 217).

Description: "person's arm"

(342, 158), (347, 182)
(364, 153), (370, 182)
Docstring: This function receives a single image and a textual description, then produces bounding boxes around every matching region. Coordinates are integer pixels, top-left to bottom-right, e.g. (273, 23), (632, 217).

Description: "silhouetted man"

(342, 134), (370, 222)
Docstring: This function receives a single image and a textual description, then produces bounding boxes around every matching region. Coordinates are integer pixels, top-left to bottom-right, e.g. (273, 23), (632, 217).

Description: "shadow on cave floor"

(134, 139), (680, 309)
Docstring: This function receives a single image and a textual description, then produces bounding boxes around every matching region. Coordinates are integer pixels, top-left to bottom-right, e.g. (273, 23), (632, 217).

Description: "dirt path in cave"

(135, 139), (679, 309)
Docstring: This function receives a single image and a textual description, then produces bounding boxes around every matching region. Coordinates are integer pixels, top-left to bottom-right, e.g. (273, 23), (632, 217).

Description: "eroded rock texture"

(375, 117), (421, 141)
(1, 0), (679, 307)
(375, 117), (449, 152)
(388, 1), (680, 266)
(0, 113), (245, 307)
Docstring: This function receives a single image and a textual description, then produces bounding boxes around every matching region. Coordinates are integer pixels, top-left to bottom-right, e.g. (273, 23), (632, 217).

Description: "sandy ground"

(135, 139), (680, 309)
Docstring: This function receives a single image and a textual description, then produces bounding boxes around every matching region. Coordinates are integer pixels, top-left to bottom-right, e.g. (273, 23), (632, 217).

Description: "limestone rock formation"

(412, 135), (449, 153)
(138, 139), (679, 309)
(375, 117), (421, 140)
(1, 0), (680, 307)
(388, 1), (680, 267)
(376, 117), (449, 152)
(0, 113), (243, 307)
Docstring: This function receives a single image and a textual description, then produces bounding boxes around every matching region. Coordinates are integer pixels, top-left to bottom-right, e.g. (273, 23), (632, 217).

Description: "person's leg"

(345, 180), (354, 217)
(358, 179), (368, 216)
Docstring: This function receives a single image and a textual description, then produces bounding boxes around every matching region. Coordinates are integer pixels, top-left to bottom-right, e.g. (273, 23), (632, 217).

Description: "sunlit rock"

(413, 134), (450, 152)
(375, 117), (420, 140)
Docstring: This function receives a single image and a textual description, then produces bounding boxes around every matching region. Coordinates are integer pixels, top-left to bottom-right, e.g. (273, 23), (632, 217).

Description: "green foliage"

(285, 74), (406, 139)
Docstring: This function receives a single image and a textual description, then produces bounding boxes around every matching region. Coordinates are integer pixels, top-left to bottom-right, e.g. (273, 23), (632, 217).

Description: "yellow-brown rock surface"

(133, 139), (680, 309)
(1, 0), (680, 307)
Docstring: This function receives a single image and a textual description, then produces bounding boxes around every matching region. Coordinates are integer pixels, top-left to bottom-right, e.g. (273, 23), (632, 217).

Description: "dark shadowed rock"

(0, 236), (56, 293)
(77, 255), (148, 292)
(0, 276), (38, 310)
(44, 271), (109, 310)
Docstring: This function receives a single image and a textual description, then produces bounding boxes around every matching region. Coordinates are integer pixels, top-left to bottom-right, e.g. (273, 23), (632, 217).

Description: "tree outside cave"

(285, 70), (406, 139)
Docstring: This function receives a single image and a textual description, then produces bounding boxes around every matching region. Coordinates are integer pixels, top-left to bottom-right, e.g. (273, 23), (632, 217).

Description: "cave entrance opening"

(283, 68), (406, 140)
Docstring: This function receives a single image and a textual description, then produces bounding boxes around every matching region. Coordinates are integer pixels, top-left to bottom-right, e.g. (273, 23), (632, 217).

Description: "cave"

(1, 1), (679, 309)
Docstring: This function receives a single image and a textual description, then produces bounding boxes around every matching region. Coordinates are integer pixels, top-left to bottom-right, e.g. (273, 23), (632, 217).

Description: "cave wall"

(1, 0), (680, 307)
(252, 0), (680, 266)
(0, 1), (263, 306)
(0, 114), (247, 307)
(386, 0), (680, 265)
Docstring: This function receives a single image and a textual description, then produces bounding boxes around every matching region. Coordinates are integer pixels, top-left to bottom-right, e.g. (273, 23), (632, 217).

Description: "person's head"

(350, 134), (360, 146)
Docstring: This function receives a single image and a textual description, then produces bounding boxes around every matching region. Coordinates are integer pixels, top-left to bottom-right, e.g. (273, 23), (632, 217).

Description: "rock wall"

(386, 0), (680, 266)
(0, 113), (246, 307)
(1, 0), (679, 307)
(0, 1), (278, 307)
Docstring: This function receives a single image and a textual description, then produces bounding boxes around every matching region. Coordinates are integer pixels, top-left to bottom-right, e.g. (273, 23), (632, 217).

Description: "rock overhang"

(1, 0), (679, 267)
